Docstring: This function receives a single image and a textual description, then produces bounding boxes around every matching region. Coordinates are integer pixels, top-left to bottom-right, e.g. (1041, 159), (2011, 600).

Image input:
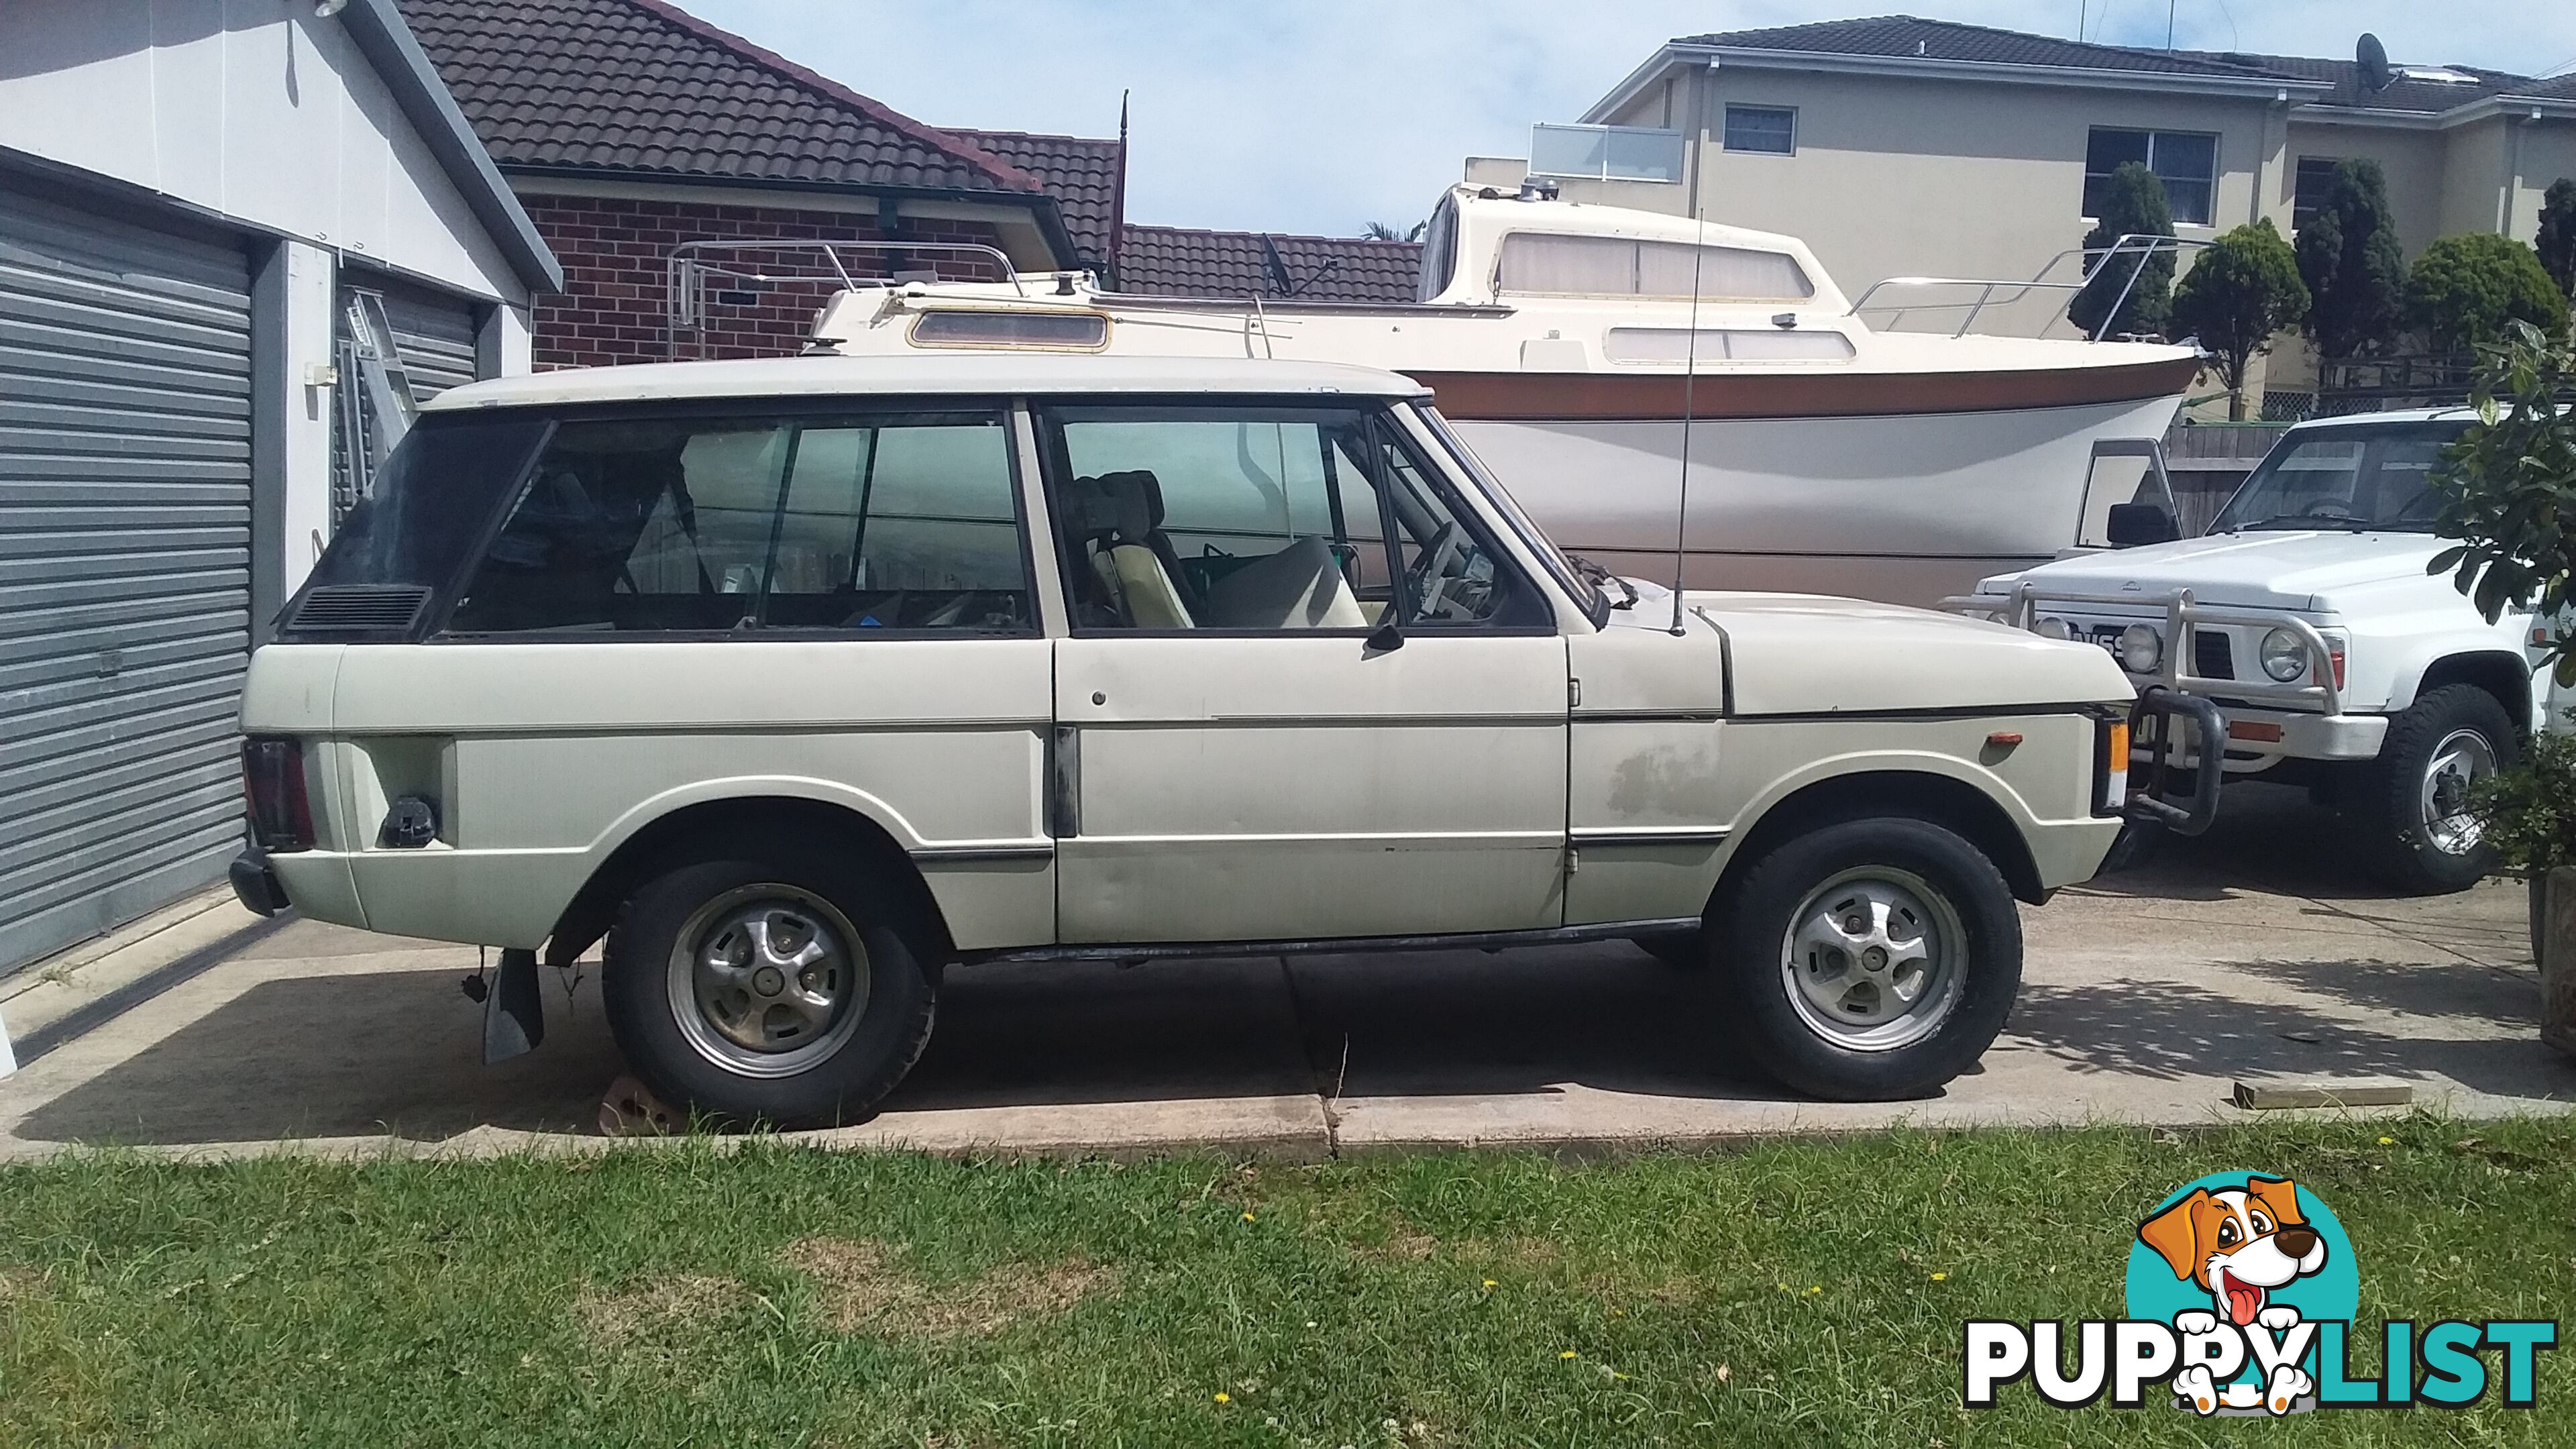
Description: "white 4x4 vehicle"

(229, 354), (2161, 1122)
(1966, 409), (2555, 893)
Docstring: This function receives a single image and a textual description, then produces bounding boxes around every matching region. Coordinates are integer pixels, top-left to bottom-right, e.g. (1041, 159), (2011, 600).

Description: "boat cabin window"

(1495, 233), (1813, 302)
(910, 310), (1109, 351)
(1603, 327), (1854, 363)
(1417, 197), (1460, 302)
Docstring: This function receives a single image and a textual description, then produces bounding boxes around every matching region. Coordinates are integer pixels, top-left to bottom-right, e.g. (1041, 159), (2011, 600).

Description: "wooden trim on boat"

(1407, 354), (2201, 422)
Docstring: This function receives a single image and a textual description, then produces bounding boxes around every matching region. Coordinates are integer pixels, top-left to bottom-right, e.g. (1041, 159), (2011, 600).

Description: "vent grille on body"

(2193, 629), (2235, 680)
(288, 585), (431, 635)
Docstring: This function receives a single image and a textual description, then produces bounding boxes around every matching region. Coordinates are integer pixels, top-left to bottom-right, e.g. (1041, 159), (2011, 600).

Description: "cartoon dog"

(2137, 1177), (2328, 1414)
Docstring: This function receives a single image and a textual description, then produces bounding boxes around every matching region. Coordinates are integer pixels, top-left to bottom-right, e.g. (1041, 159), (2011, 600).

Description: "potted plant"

(2426, 319), (2576, 1055)
(2465, 730), (2576, 1054)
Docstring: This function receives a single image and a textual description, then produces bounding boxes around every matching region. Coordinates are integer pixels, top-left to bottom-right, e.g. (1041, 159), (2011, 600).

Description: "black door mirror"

(2106, 502), (2179, 547)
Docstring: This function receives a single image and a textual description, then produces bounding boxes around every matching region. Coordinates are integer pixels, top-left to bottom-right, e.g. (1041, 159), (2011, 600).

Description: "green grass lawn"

(3, 1118), (2572, 1446)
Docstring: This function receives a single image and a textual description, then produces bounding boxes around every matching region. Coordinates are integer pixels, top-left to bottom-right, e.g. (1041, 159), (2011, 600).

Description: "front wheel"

(603, 856), (936, 1126)
(2349, 684), (2518, 895)
(1715, 817), (2022, 1101)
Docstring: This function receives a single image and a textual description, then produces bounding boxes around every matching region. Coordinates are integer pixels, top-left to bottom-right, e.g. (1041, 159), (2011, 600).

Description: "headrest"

(1068, 470), (1164, 542)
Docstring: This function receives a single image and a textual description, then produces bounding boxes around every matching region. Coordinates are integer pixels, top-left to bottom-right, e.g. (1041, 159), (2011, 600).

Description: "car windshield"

(1411, 404), (1607, 621)
(2208, 422), (2469, 534)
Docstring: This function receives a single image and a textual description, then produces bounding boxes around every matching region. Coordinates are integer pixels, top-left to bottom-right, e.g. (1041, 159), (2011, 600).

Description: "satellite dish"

(2357, 33), (2393, 93)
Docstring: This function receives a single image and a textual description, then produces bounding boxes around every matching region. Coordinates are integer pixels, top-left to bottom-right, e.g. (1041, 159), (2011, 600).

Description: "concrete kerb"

(0, 1095), (2516, 1171)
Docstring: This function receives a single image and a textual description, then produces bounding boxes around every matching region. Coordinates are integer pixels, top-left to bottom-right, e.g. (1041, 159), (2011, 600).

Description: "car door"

(1036, 400), (1570, 944)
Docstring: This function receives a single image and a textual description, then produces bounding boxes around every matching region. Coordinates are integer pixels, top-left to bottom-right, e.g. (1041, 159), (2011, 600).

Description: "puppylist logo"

(1964, 1172), (2557, 1416)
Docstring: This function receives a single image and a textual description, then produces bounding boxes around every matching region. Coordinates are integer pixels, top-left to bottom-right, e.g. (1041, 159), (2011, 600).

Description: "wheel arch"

(1708, 767), (2047, 916)
(2390, 648), (2536, 733)
(543, 794), (954, 970)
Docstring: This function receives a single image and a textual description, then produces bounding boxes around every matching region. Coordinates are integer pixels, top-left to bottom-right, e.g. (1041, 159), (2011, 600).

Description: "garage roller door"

(0, 187), (252, 974)
(332, 274), (482, 521)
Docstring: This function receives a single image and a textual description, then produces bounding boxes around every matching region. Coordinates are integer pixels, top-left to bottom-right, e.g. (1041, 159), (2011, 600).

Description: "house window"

(2292, 156), (2341, 232)
(2084, 127), (2217, 225)
(1723, 105), (1797, 155)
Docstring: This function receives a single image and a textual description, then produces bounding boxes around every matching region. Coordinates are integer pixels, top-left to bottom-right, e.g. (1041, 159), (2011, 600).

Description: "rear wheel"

(1715, 816), (2021, 1101)
(604, 857), (936, 1126)
(2349, 684), (2518, 895)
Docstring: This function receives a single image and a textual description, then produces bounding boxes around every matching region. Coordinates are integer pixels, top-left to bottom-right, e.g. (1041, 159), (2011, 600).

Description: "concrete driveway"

(1, 784), (2567, 1161)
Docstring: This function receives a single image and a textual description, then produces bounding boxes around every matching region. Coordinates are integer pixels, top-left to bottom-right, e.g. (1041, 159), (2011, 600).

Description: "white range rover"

(229, 354), (2164, 1123)
(1965, 409), (2556, 894)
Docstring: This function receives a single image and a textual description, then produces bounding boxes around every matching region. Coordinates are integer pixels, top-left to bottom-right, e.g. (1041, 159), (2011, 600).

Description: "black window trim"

(1721, 103), (1797, 156)
(2081, 125), (2220, 227)
(424, 395), (1045, 645)
(1030, 394), (1556, 641)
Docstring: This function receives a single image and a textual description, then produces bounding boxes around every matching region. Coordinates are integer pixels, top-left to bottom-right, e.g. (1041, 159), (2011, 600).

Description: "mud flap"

(482, 947), (545, 1065)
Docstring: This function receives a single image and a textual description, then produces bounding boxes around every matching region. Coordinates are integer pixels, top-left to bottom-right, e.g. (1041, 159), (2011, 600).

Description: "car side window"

(1038, 404), (1541, 633)
(443, 412), (1031, 635)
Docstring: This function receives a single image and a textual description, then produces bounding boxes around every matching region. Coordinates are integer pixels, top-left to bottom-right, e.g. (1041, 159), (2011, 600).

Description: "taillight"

(242, 737), (315, 851)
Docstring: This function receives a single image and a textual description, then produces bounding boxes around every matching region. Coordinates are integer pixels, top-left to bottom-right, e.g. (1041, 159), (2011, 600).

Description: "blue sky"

(684, 1), (2576, 238)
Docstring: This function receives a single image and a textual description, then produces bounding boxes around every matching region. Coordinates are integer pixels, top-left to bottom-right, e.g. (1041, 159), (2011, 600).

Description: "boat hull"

(1450, 388), (2185, 607)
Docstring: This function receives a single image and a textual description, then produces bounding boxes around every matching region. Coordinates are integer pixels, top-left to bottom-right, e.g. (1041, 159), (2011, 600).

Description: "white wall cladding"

(0, 186), (254, 971)
(0, 0), (520, 306)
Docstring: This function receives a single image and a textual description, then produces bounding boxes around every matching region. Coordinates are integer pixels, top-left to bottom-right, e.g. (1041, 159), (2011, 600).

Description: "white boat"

(765, 184), (2200, 606)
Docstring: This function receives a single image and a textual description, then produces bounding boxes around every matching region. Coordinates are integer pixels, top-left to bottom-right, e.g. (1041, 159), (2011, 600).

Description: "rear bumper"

(228, 846), (292, 917)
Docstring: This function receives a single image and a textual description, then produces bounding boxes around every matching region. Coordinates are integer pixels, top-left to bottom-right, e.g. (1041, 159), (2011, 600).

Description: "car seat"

(1066, 470), (1197, 629)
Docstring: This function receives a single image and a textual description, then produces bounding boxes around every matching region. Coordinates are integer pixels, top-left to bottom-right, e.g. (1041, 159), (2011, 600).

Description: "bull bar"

(1942, 583), (2344, 716)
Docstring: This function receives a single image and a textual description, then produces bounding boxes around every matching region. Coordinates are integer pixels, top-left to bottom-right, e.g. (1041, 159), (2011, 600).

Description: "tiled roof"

(1680, 16), (2268, 78)
(2174, 50), (2525, 113)
(1681, 15), (2535, 113)
(946, 129), (1122, 269)
(396, 0), (1042, 196)
(1114, 225), (1422, 304)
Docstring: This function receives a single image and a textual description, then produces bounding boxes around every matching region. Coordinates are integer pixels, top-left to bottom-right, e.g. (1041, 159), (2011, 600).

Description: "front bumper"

(228, 846), (292, 917)
(2204, 705), (2387, 766)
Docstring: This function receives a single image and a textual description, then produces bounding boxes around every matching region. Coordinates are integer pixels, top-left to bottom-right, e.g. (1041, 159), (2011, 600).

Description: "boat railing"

(1844, 235), (2210, 340)
(665, 238), (1026, 351)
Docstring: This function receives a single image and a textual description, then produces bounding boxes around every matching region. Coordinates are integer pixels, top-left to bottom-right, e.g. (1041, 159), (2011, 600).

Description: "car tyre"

(1715, 816), (2021, 1101)
(604, 856), (936, 1127)
(2349, 684), (2518, 896)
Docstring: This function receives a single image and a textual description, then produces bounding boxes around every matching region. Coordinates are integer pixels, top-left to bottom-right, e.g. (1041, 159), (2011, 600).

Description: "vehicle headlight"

(2118, 623), (2162, 674)
(2259, 627), (2309, 683)
(2034, 615), (2072, 641)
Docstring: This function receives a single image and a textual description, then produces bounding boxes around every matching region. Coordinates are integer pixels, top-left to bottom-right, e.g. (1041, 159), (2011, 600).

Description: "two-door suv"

(231, 354), (2146, 1122)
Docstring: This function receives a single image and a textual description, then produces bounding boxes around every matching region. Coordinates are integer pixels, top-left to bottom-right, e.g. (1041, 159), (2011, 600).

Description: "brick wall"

(521, 193), (1010, 369)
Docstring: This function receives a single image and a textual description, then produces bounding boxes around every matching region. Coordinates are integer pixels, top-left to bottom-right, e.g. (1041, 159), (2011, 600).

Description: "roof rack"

(665, 238), (1026, 352)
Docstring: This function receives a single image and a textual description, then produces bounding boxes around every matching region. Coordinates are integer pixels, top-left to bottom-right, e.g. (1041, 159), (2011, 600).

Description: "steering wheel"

(1405, 522), (1466, 620)
(2298, 498), (2362, 520)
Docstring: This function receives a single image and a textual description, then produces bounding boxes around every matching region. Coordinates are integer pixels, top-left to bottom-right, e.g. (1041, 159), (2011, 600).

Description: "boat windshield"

(1409, 403), (1607, 623)
(2208, 421), (2471, 534)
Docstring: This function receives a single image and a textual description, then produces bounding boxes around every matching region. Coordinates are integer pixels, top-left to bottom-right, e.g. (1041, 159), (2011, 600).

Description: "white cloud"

(682, 1), (2576, 237)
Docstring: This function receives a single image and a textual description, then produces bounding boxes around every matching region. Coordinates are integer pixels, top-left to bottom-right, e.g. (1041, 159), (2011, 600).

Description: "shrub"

(2068, 162), (2174, 339)
(2168, 219), (2308, 420)
(2537, 178), (2576, 302)
(2296, 158), (2407, 360)
(2425, 321), (2576, 679)
(2408, 232), (2572, 354)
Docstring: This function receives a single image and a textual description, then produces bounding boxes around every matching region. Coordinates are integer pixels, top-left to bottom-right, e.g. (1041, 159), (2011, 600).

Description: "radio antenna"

(1667, 201), (1707, 635)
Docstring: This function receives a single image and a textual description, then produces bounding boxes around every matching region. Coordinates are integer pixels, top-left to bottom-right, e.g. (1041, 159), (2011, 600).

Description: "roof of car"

(2286, 407), (2475, 430)
(423, 354), (1434, 411)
